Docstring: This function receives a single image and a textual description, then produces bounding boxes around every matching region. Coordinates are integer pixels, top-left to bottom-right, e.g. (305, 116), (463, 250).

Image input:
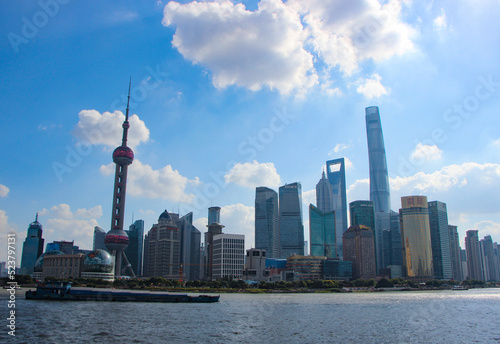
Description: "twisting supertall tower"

(105, 80), (136, 278)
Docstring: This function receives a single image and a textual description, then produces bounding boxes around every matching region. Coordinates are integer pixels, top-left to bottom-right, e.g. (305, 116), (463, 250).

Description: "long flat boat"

(26, 282), (219, 303)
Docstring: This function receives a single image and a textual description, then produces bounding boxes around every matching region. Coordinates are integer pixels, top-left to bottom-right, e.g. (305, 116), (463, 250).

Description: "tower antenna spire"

(122, 77), (132, 146)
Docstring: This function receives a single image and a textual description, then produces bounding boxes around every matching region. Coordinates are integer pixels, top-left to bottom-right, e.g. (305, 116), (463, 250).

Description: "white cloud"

(410, 143), (443, 162)
(475, 220), (500, 240)
(73, 110), (149, 149)
(224, 160), (281, 189)
(331, 142), (351, 154)
(101, 159), (198, 203)
(433, 8), (447, 31)
(163, 0), (318, 95)
(288, 0), (415, 75)
(346, 178), (369, 204)
(220, 203), (255, 249)
(0, 184), (9, 198)
(344, 157), (354, 170)
(39, 204), (104, 252)
(0, 210), (19, 262)
(302, 189), (316, 207)
(356, 73), (389, 99)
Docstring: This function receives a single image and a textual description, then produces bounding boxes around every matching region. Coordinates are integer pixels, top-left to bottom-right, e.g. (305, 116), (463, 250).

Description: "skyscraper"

(208, 206), (221, 226)
(428, 201), (453, 280)
(343, 225), (377, 280)
(125, 219), (144, 276)
(400, 196), (433, 279)
(309, 204), (336, 258)
(279, 182), (304, 258)
(255, 187), (279, 258)
(211, 233), (245, 280)
(465, 230), (482, 280)
(204, 207), (224, 280)
(316, 171), (333, 212)
(177, 212), (202, 281)
(93, 226), (107, 251)
(104, 81), (135, 278)
(365, 106), (391, 213)
(480, 235), (500, 282)
(143, 210), (181, 279)
(326, 158), (347, 258)
(448, 225), (463, 281)
(20, 214), (44, 275)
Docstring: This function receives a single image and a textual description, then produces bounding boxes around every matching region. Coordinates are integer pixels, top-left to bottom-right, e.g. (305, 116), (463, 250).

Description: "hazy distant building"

(212, 233), (245, 280)
(20, 214), (44, 276)
(428, 201), (453, 280)
(242, 248), (269, 281)
(326, 159), (348, 259)
(309, 204), (336, 258)
(343, 225), (376, 280)
(316, 171), (333, 212)
(143, 210), (181, 279)
(177, 212), (202, 281)
(255, 187), (279, 258)
(448, 225), (463, 281)
(45, 241), (76, 255)
(279, 182), (304, 258)
(480, 235), (500, 282)
(93, 226), (107, 251)
(323, 259), (352, 280)
(465, 230), (482, 280)
(125, 219), (144, 276)
(286, 255), (326, 280)
(461, 249), (468, 281)
(400, 196), (433, 279)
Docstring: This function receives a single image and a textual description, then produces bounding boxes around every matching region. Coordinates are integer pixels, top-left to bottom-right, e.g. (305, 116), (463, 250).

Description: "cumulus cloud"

(221, 203), (255, 249)
(302, 189), (316, 207)
(0, 184), (9, 198)
(410, 143), (443, 162)
(0, 210), (19, 262)
(288, 0), (414, 75)
(101, 159), (198, 203)
(39, 204), (104, 251)
(163, 0), (317, 95)
(331, 142), (351, 154)
(475, 220), (500, 240)
(73, 110), (149, 149)
(356, 73), (389, 99)
(224, 161), (281, 188)
(433, 8), (447, 31)
(162, 0), (414, 94)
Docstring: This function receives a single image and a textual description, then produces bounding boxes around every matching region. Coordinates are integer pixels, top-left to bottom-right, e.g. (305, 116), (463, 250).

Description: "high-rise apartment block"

(448, 225), (463, 281)
(255, 187), (279, 258)
(465, 230), (482, 280)
(143, 210), (181, 279)
(428, 201), (453, 280)
(279, 182), (304, 258)
(343, 225), (377, 280)
(400, 196), (433, 279)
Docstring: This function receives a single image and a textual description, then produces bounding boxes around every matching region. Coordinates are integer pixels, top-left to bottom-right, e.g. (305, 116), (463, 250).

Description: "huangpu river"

(2, 288), (500, 343)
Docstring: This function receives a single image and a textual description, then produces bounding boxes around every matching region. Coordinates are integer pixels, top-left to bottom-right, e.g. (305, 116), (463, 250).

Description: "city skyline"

(2, 1), (500, 264)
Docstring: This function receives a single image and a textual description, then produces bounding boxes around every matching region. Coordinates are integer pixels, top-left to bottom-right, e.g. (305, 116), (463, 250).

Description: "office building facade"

(93, 226), (107, 251)
(211, 233), (245, 280)
(428, 201), (453, 280)
(326, 159), (348, 258)
(279, 182), (304, 258)
(448, 225), (463, 281)
(255, 187), (279, 258)
(309, 204), (336, 258)
(125, 219), (144, 276)
(343, 225), (377, 280)
(178, 212), (202, 281)
(20, 214), (44, 276)
(465, 230), (482, 280)
(316, 171), (333, 212)
(400, 196), (434, 279)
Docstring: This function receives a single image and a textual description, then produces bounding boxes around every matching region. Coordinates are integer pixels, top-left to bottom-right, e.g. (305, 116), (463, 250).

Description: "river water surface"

(2, 288), (500, 343)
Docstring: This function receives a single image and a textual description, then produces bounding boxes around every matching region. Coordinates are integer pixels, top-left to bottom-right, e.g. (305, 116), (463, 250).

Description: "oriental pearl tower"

(105, 80), (136, 278)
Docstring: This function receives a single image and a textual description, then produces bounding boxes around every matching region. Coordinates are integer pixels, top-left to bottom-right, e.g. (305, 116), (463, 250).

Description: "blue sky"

(1, 0), (500, 264)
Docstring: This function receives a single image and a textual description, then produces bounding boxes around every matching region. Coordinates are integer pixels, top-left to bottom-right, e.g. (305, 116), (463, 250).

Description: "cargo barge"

(26, 282), (220, 303)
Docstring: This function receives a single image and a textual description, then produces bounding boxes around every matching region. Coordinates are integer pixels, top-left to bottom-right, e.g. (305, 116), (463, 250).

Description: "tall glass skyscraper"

(125, 219), (144, 276)
(255, 187), (279, 258)
(177, 212), (202, 281)
(428, 201), (452, 280)
(20, 214), (44, 275)
(400, 196), (434, 279)
(316, 171), (333, 212)
(326, 158), (347, 259)
(309, 204), (336, 258)
(448, 225), (463, 281)
(279, 182), (304, 258)
(365, 106), (391, 213)
(465, 230), (482, 280)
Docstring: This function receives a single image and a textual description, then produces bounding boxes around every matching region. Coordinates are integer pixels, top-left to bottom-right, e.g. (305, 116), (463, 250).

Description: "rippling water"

(2, 288), (500, 343)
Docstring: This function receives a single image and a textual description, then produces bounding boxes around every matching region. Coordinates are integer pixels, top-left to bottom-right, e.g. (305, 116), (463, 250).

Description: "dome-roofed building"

(81, 249), (115, 281)
(32, 250), (64, 281)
